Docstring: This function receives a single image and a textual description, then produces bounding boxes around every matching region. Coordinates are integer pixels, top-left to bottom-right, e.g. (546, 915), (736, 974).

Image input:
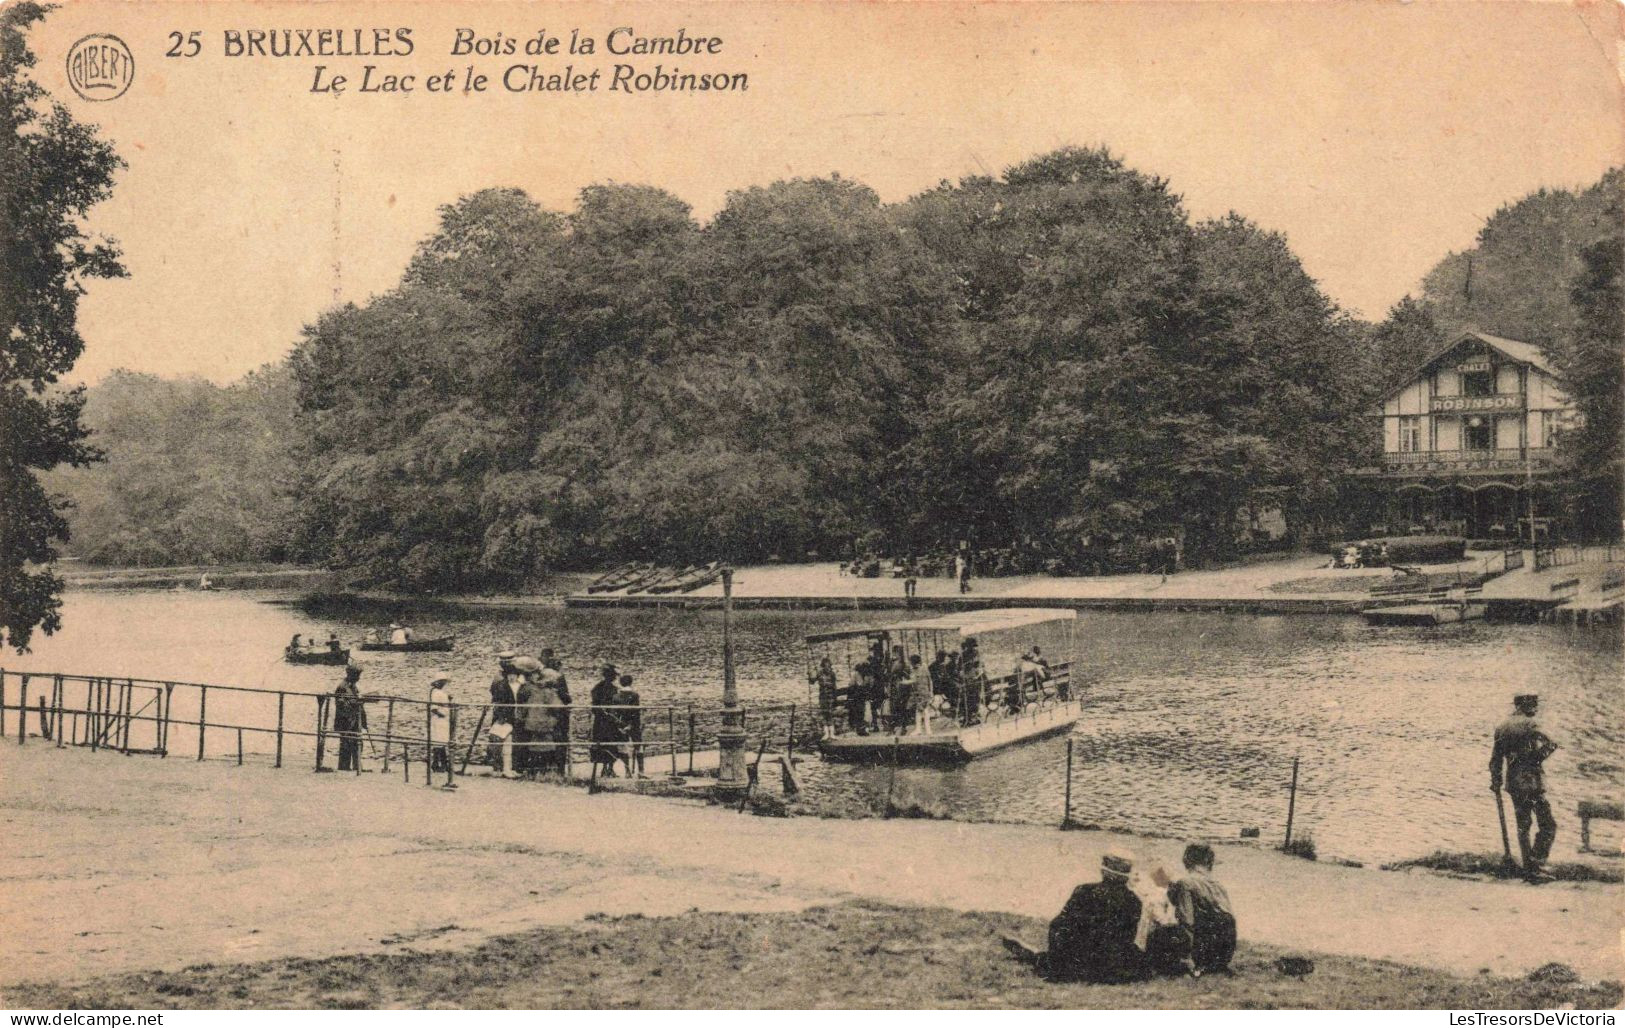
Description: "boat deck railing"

(824, 661), (1076, 739)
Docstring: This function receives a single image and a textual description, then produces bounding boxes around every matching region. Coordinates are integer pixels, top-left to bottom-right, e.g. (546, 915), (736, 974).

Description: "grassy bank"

(9, 901), (1620, 1010)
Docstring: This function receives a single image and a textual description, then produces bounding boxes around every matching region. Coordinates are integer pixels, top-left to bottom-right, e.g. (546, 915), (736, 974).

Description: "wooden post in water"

(54, 676), (64, 748)
(88, 679), (99, 753)
(381, 698), (395, 773)
(196, 686), (208, 761)
(117, 680), (132, 754)
(787, 704), (796, 764)
(884, 736), (900, 816)
(37, 694), (48, 741)
(1284, 755), (1300, 849)
(237, 728), (244, 766)
(0, 671), (7, 739)
(668, 707), (677, 777)
(687, 703), (696, 774)
(17, 677), (27, 745)
(274, 692), (285, 768)
(1063, 737), (1074, 827)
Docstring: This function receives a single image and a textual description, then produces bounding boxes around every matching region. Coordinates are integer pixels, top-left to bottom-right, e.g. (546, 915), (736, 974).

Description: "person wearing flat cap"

(1004, 848), (1149, 983)
(510, 656), (545, 777)
(427, 672), (453, 773)
(1491, 693), (1560, 881)
(332, 664), (368, 772)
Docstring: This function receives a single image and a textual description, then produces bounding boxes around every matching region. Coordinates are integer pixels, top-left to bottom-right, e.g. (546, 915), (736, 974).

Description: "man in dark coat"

(510, 656), (544, 776)
(1491, 693), (1560, 881)
(590, 664), (621, 777)
(333, 665), (367, 772)
(1004, 850), (1148, 983)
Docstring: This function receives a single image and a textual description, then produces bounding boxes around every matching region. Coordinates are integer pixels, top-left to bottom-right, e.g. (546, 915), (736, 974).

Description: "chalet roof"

(804, 607), (1075, 645)
(1383, 331), (1555, 403)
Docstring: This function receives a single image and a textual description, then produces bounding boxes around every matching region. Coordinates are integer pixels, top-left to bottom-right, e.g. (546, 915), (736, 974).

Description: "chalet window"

(1398, 416), (1422, 452)
(1540, 410), (1559, 448)
(1461, 370), (1494, 398)
(1464, 415), (1493, 450)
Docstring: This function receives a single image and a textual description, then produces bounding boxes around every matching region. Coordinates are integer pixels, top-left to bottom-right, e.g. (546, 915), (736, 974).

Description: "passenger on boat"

(812, 657), (838, 732)
(910, 655), (932, 734)
(959, 638), (984, 724)
(1002, 849), (1148, 983)
(290, 634), (303, 652)
(389, 623), (412, 646)
(846, 661), (871, 735)
(427, 672), (452, 774)
(364, 629), (381, 646)
(590, 665), (621, 778)
(327, 632), (342, 654)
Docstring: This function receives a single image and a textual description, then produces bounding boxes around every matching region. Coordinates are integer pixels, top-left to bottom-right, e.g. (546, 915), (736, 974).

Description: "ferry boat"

(806, 608), (1082, 765)
(1362, 585), (1487, 626)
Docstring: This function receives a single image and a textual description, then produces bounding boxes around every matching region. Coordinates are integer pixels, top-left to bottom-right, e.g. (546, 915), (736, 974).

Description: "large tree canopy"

(1, 2), (125, 651)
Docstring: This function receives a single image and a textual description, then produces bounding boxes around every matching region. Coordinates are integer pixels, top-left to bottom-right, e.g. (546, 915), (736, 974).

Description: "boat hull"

(358, 637), (455, 652)
(817, 700), (1082, 765)
(1362, 603), (1487, 626)
(285, 648), (350, 666)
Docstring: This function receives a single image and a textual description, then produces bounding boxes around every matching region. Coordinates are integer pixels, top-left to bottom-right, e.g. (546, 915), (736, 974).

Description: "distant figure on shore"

(616, 674), (643, 777)
(427, 672), (452, 773)
(333, 665), (367, 772)
(590, 664), (621, 778)
(1491, 693), (1560, 882)
(390, 623), (413, 646)
(198, 574), (212, 591)
(1169, 844), (1236, 976)
(488, 651), (519, 778)
(1003, 849), (1148, 983)
(956, 552), (972, 594)
(903, 560), (918, 603)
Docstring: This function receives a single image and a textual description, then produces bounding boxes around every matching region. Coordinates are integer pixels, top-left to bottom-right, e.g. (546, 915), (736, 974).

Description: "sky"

(28, 1), (1625, 385)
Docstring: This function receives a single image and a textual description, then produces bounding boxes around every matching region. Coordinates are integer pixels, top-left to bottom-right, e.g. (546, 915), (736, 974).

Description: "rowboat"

(587, 562), (654, 594)
(285, 647), (350, 666)
(645, 562), (721, 594)
(584, 561), (641, 592)
(358, 636), (456, 652)
(806, 608), (1082, 765)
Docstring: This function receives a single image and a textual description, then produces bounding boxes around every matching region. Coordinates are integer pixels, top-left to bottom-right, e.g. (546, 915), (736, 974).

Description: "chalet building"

(1351, 331), (1576, 541)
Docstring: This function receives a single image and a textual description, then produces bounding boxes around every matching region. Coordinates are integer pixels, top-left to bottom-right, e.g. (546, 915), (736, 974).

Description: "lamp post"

(713, 567), (750, 800)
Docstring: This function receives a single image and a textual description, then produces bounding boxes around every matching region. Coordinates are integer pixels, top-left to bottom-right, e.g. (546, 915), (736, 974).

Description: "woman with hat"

(427, 672), (453, 773)
(590, 664), (622, 778)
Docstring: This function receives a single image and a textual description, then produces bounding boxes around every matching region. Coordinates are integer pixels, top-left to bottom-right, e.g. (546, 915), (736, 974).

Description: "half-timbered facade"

(1352, 331), (1575, 540)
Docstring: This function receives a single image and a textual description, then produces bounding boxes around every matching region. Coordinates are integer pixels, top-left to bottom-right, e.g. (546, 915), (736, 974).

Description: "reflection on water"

(9, 590), (1620, 865)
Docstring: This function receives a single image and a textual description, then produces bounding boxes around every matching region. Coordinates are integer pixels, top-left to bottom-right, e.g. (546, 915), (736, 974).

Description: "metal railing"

(0, 669), (815, 786)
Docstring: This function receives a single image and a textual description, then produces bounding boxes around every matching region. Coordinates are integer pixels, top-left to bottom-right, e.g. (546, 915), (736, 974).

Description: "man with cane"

(1490, 693), (1559, 883)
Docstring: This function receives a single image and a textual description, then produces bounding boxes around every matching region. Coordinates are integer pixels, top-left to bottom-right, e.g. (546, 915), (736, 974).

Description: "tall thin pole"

(197, 686), (208, 761)
(714, 567), (749, 798)
(1063, 737), (1074, 827)
(274, 692), (285, 768)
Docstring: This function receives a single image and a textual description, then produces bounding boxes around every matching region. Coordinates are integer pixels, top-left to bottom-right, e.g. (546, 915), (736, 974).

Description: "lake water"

(6, 589), (1620, 866)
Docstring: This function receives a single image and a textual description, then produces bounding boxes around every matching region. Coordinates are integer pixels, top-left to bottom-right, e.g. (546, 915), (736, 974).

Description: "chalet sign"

(1456, 359), (1492, 373)
(1376, 455), (1552, 477)
(1431, 394), (1522, 413)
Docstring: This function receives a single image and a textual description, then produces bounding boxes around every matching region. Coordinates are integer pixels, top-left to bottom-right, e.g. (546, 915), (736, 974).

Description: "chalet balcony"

(1358, 447), (1556, 478)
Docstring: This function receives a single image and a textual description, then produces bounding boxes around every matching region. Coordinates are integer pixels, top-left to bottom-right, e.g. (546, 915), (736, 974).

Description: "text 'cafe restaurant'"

(1350, 331), (1575, 541)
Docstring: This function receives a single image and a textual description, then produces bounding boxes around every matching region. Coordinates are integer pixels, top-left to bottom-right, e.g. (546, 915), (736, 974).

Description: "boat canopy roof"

(804, 607), (1076, 645)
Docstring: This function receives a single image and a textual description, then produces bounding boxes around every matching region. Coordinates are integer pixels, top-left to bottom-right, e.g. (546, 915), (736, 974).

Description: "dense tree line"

(289, 149), (1378, 590)
(43, 367), (300, 566)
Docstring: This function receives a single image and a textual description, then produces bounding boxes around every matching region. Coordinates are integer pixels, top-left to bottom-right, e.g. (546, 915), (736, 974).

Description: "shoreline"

(2, 743), (1619, 991)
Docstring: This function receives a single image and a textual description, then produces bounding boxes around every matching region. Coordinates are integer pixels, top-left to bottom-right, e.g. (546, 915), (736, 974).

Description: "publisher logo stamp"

(66, 34), (134, 102)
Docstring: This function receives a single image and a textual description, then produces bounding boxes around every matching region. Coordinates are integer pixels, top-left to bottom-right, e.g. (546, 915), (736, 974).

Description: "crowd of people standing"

(813, 636), (1065, 737)
(325, 649), (646, 780)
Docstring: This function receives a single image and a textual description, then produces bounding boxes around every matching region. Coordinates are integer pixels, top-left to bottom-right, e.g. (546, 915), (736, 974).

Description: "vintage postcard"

(1, 0), (1621, 1014)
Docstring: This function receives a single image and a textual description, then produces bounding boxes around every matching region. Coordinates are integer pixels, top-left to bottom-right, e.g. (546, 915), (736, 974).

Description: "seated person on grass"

(1002, 849), (1148, 983)
(1169, 843), (1236, 976)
